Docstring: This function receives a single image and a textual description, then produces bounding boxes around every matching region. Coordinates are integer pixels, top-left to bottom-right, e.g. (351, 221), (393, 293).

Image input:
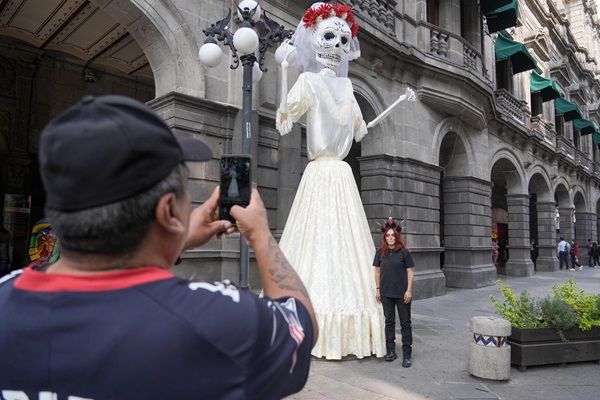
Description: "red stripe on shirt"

(14, 265), (174, 292)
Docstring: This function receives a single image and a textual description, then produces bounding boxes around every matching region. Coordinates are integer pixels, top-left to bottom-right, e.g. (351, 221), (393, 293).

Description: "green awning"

(530, 70), (563, 102)
(574, 118), (599, 136)
(593, 132), (600, 145)
(482, 0), (513, 15)
(486, 0), (519, 33)
(495, 33), (537, 73)
(555, 97), (582, 122)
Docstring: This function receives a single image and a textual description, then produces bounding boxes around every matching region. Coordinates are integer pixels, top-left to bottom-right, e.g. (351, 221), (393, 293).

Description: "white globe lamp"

(198, 40), (223, 68)
(252, 61), (263, 82)
(233, 27), (259, 55)
(237, 0), (261, 22)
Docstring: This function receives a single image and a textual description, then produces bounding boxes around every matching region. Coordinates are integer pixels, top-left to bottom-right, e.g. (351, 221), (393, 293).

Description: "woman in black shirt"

(373, 220), (415, 367)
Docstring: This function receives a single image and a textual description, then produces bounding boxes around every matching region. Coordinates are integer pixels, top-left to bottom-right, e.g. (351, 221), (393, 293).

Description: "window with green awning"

(530, 71), (563, 102)
(495, 33), (537, 73)
(574, 118), (599, 136)
(485, 0), (519, 33)
(593, 132), (600, 145)
(555, 97), (582, 122)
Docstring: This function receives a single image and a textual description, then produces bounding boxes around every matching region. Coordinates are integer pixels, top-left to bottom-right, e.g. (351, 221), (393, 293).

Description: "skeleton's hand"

(405, 87), (416, 102)
(275, 39), (297, 66)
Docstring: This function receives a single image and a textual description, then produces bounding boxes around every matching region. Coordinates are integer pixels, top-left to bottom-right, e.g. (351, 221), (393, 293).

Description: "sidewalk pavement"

(286, 267), (600, 400)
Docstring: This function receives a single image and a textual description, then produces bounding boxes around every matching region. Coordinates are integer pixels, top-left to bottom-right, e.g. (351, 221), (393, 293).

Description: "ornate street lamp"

(199, 0), (292, 289)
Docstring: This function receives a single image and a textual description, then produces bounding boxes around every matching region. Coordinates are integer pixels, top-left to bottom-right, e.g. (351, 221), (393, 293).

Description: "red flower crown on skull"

(302, 3), (359, 38)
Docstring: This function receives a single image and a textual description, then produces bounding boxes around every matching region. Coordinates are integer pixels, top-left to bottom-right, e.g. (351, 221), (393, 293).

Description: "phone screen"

(219, 155), (252, 224)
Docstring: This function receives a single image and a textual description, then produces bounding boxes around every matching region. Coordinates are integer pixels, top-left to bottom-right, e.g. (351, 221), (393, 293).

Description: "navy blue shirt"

(373, 248), (415, 298)
(0, 265), (313, 400)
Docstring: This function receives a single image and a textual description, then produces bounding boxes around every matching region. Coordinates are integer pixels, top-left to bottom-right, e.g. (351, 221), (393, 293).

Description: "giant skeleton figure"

(275, 2), (415, 359)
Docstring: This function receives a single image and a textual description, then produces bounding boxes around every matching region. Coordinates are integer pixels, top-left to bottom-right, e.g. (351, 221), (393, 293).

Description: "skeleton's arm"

(366, 87), (416, 129)
(277, 40), (297, 115)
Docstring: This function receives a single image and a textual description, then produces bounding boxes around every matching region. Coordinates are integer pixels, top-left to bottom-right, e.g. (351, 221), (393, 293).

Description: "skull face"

(310, 16), (352, 70)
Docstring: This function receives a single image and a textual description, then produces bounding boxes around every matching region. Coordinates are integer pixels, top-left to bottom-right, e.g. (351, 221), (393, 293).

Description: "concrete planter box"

(508, 326), (600, 371)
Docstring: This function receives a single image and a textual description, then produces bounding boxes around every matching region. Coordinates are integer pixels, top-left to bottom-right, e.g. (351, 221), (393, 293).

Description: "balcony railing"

(348, 0), (396, 35)
(495, 89), (528, 126)
(531, 116), (556, 147)
(425, 25), (483, 74)
(575, 150), (590, 170)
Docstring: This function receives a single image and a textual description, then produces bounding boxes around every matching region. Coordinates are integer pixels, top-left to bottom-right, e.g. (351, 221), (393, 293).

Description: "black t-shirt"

(373, 248), (415, 298)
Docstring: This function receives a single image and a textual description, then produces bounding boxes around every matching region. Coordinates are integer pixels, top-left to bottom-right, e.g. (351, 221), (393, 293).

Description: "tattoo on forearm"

(267, 237), (309, 298)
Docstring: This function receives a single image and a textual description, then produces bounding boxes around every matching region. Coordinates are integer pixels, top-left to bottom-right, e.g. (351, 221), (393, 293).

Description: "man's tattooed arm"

(230, 189), (318, 345)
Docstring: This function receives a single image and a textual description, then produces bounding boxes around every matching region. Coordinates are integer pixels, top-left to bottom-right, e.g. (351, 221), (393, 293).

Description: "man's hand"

(230, 189), (271, 249)
(183, 186), (235, 251)
(404, 290), (412, 304)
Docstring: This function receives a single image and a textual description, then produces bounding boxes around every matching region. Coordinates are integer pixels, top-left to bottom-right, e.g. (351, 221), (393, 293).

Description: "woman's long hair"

(376, 228), (407, 257)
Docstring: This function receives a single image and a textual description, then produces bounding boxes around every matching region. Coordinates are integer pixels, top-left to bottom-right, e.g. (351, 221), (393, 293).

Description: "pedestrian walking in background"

(374, 221), (414, 368)
(492, 239), (499, 267)
(591, 242), (600, 268)
(530, 239), (538, 271)
(557, 237), (570, 270)
(587, 239), (593, 268)
(570, 239), (581, 271)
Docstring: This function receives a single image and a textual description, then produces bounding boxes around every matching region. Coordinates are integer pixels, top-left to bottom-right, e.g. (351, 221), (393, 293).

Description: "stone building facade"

(1, 0), (600, 299)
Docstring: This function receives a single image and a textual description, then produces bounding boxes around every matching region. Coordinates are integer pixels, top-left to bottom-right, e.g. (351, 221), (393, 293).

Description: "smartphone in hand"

(219, 155), (252, 225)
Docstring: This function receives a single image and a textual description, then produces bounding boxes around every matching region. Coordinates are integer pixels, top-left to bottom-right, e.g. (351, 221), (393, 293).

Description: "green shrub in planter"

(490, 278), (600, 341)
(489, 280), (546, 328)
(538, 297), (577, 342)
(551, 278), (600, 331)
(493, 279), (600, 368)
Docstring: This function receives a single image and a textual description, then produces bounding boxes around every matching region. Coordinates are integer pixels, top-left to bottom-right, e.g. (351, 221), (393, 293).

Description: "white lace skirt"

(279, 157), (385, 359)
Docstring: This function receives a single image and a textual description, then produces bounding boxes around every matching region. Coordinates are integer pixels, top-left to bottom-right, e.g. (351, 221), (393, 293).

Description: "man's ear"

(156, 193), (185, 234)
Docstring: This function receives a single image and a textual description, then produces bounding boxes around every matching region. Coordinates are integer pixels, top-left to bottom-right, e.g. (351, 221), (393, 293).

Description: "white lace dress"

(276, 68), (385, 359)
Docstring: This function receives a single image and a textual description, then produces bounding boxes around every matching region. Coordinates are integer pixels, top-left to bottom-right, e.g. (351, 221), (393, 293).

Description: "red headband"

(302, 4), (359, 38)
(381, 217), (402, 234)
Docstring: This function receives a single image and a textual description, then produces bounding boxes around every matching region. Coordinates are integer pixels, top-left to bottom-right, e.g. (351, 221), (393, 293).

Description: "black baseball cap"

(39, 95), (212, 212)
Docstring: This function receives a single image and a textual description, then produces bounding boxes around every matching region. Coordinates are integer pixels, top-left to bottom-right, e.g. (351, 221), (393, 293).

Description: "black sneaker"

(384, 352), (397, 362)
(402, 358), (412, 368)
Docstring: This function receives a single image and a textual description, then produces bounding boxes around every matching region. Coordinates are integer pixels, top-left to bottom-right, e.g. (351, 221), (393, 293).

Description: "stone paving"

(286, 268), (600, 400)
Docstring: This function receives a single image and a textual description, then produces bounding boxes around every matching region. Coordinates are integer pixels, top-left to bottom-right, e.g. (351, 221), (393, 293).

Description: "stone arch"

(490, 152), (533, 276)
(554, 181), (572, 207)
(528, 167), (553, 202)
(92, 0), (205, 97)
(434, 117), (474, 176)
(489, 150), (526, 194)
(437, 119), (495, 289)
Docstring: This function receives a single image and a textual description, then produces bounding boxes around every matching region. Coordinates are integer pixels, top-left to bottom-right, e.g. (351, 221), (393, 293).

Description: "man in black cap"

(0, 95), (317, 399)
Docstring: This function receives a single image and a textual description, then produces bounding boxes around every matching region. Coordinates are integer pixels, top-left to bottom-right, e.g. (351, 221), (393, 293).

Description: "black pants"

(570, 254), (580, 268)
(381, 296), (412, 359)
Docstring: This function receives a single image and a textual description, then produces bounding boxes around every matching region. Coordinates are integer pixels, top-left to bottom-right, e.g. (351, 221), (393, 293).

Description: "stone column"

(575, 211), (596, 266)
(536, 201), (559, 272)
(441, 176), (497, 288)
(439, 0), (461, 35)
(558, 206), (575, 241)
(505, 194), (534, 276)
